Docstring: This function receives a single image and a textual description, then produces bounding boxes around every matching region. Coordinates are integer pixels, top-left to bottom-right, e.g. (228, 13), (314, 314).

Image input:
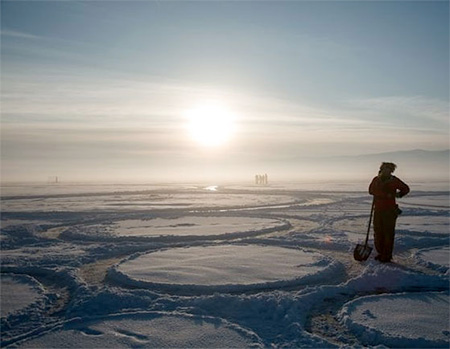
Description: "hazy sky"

(1, 1), (449, 182)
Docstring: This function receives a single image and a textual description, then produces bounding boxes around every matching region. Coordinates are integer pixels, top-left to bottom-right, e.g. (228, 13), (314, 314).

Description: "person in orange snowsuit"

(369, 162), (410, 262)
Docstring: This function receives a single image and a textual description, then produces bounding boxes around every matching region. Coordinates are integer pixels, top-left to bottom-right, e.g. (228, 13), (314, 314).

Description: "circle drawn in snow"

(396, 216), (449, 234)
(75, 216), (290, 241)
(110, 245), (337, 293)
(332, 217), (373, 244)
(283, 219), (320, 233)
(402, 195), (449, 209)
(339, 292), (449, 348)
(1, 274), (44, 318)
(333, 215), (449, 242)
(415, 246), (450, 273)
(17, 312), (263, 348)
(113, 217), (287, 237)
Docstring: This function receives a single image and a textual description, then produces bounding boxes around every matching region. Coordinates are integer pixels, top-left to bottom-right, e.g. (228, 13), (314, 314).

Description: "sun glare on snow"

(185, 103), (236, 147)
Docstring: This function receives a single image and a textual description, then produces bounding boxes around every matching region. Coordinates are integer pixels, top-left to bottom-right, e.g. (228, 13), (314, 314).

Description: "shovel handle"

(364, 198), (375, 246)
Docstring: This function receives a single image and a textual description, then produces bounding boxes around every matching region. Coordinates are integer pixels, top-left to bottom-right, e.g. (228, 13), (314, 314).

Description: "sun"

(185, 103), (236, 147)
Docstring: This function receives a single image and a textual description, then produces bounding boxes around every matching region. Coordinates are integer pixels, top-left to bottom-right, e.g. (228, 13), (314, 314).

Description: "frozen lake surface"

(1, 181), (449, 348)
(17, 312), (262, 348)
(339, 292), (449, 347)
(0, 274), (45, 318)
(111, 245), (338, 293)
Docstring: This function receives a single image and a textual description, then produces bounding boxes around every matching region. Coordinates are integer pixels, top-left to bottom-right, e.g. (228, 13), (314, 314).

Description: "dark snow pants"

(373, 208), (398, 262)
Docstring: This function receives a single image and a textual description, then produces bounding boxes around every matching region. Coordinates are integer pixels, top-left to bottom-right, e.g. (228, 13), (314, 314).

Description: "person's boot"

(375, 254), (391, 263)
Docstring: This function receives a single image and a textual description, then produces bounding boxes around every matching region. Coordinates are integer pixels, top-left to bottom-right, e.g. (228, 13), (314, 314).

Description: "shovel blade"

(353, 243), (372, 261)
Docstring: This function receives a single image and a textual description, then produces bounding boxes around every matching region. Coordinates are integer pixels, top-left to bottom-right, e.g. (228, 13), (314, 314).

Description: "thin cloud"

(1, 30), (42, 40)
(346, 96), (449, 125)
(2, 69), (448, 168)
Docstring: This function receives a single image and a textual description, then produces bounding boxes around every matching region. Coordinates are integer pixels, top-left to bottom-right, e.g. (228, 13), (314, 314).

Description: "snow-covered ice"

(0, 274), (45, 318)
(415, 246), (450, 273)
(15, 312), (263, 348)
(339, 291), (449, 348)
(110, 245), (339, 293)
(401, 194), (449, 209)
(1, 182), (449, 348)
(111, 217), (286, 237)
(66, 216), (290, 241)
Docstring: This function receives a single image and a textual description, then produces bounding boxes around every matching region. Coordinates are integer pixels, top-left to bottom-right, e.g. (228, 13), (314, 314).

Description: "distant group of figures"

(47, 176), (59, 184)
(255, 173), (268, 185)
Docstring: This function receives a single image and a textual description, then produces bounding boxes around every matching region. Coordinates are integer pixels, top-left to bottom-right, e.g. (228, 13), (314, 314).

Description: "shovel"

(353, 199), (374, 261)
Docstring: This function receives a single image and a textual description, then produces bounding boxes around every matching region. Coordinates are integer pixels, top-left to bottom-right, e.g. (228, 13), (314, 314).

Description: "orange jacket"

(369, 175), (410, 211)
